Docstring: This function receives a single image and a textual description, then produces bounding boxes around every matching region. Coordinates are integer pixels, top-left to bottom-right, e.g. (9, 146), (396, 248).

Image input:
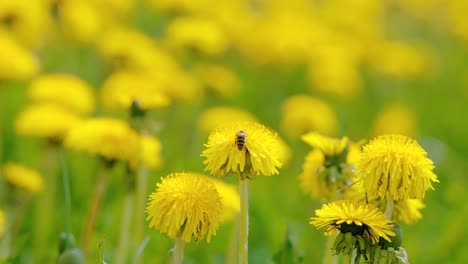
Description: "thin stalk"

(115, 191), (134, 264)
(134, 165), (148, 245)
(385, 199), (394, 220)
(323, 232), (338, 264)
(239, 179), (249, 264)
(171, 236), (185, 264)
(226, 220), (239, 264)
(81, 167), (108, 253)
(59, 150), (72, 235)
(344, 254), (352, 264)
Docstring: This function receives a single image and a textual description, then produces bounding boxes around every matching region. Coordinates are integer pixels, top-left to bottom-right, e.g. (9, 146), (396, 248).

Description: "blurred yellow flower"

(165, 16), (228, 56)
(393, 199), (425, 225)
(197, 106), (257, 135)
(14, 103), (81, 141)
(310, 200), (395, 244)
(357, 134), (439, 200)
(202, 122), (282, 177)
(280, 94), (338, 139)
(137, 135), (163, 169)
(373, 104), (418, 137)
(27, 73), (95, 115)
(64, 118), (140, 162)
(0, 30), (39, 80)
(146, 172), (223, 243)
(58, 0), (102, 43)
(100, 70), (170, 111)
(2, 162), (44, 193)
(193, 63), (240, 97)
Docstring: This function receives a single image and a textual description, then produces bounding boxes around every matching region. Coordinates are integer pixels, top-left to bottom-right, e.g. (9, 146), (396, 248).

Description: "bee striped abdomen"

(236, 130), (247, 150)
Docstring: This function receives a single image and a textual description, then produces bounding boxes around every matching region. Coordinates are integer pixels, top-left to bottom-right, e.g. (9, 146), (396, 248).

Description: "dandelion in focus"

(146, 173), (222, 263)
(281, 94), (338, 139)
(2, 162), (44, 193)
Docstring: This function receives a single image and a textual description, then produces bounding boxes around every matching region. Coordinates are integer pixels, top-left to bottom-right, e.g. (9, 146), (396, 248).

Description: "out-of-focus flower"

(14, 103), (81, 141)
(197, 106), (257, 135)
(100, 70), (170, 111)
(447, 0), (468, 43)
(57, 0), (102, 43)
(2, 162), (44, 193)
(357, 134), (439, 201)
(310, 200), (395, 255)
(145, 0), (203, 14)
(27, 73), (95, 115)
(136, 135), (163, 169)
(299, 132), (361, 201)
(281, 94), (338, 139)
(373, 104), (418, 137)
(146, 172), (223, 242)
(0, 0), (52, 47)
(393, 199), (425, 225)
(193, 63), (240, 97)
(165, 16), (228, 56)
(202, 121), (282, 177)
(64, 118), (140, 162)
(0, 30), (39, 80)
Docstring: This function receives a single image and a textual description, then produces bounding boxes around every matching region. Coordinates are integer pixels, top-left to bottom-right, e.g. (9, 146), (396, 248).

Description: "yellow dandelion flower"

(14, 103), (81, 141)
(310, 200), (395, 244)
(393, 199), (425, 225)
(197, 106), (258, 135)
(281, 94), (338, 139)
(64, 118), (140, 162)
(357, 134), (439, 200)
(27, 74), (95, 115)
(2, 162), (44, 193)
(373, 104), (418, 137)
(100, 70), (170, 111)
(193, 63), (240, 98)
(146, 173), (223, 243)
(275, 134), (292, 166)
(202, 122), (282, 177)
(137, 135), (163, 169)
(165, 16), (228, 56)
(58, 0), (102, 43)
(0, 29), (39, 80)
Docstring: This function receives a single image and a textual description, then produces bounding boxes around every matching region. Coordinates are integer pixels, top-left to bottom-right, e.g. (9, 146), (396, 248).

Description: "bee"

(235, 130), (248, 150)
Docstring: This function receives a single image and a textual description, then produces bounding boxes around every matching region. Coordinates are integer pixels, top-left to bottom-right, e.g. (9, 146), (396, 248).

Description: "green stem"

(323, 232), (338, 264)
(171, 236), (185, 264)
(134, 165), (148, 245)
(239, 178), (249, 264)
(115, 191), (134, 264)
(385, 199), (394, 220)
(226, 220), (239, 264)
(59, 150), (72, 235)
(344, 253), (352, 264)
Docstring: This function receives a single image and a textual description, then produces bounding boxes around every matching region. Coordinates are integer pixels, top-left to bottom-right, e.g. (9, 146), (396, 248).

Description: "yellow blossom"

(57, 0), (102, 43)
(357, 134), (439, 200)
(202, 122), (282, 177)
(27, 73), (95, 115)
(146, 172), (223, 243)
(100, 70), (170, 111)
(197, 106), (258, 135)
(2, 162), (44, 193)
(137, 135), (163, 169)
(165, 16), (228, 56)
(14, 103), (81, 141)
(310, 200), (395, 244)
(393, 199), (425, 225)
(64, 118), (140, 162)
(373, 104), (418, 137)
(193, 63), (240, 97)
(281, 94), (338, 139)
(0, 29), (39, 80)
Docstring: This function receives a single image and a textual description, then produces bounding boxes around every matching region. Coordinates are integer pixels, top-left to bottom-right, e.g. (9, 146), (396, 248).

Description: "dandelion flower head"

(2, 162), (44, 193)
(134, 135), (163, 169)
(193, 63), (240, 98)
(202, 121), (282, 177)
(146, 173), (223, 243)
(0, 29), (39, 80)
(393, 199), (425, 225)
(357, 134), (439, 200)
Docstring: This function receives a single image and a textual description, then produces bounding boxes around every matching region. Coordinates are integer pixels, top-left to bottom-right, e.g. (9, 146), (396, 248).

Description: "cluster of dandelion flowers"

(64, 118), (140, 162)
(1, 162), (44, 193)
(146, 173), (223, 242)
(310, 200), (395, 244)
(202, 121), (282, 177)
(356, 134), (439, 201)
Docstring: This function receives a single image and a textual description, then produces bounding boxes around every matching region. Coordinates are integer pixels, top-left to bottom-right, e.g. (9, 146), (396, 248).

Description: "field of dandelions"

(1, 1), (468, 264)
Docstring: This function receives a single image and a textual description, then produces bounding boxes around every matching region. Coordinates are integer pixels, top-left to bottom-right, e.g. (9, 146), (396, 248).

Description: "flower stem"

(59, 150), (72, 235)
(226, 220), (239, 264)
(323, 232), (338, 264)
(344, 253), (352, 264)
(239, 178), (249, 264)
(134, 165), (148, 245)
(81, 166), (108, 253)
(115, 190), (134, 264)
(385, 199), (394, 220)
(171, 236), (185, 264)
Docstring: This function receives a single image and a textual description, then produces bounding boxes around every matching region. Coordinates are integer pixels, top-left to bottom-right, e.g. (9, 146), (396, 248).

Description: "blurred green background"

(1, 0), (468, 263)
